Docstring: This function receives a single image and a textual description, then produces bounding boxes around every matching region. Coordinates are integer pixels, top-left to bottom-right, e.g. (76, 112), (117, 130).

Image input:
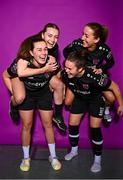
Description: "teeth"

(48, 43), (53, 46)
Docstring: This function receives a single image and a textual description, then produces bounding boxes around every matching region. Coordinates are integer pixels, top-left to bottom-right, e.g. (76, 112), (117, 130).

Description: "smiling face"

(82, 26), (99, 51)
(42, 27), (59, 49)
(30, 40), (48, 67)
(65, 60), (83, 78)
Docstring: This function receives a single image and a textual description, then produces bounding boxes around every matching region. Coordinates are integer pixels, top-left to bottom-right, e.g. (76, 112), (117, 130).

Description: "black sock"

(90, 127), (103, 156)
(69, 125), (79, 147)
(54, 104), (63, 116)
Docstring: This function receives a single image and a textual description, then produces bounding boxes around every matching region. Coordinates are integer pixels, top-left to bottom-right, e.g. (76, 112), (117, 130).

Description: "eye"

(48, 34), (52, 38)
(55, 36), (59, 39)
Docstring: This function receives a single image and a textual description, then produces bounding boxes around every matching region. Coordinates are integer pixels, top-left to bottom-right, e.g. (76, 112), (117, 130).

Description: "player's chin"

(47, 44), (54, 49)
(68, 75), (73, 78)
(39, 59), (46, 65)
(82, 43), (87, 47)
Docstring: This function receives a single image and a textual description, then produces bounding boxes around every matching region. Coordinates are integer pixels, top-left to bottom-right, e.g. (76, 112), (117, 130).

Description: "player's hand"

(45, 62), (58, 72)
(93, 68), (102, 74)
(117, 105), (123, 116)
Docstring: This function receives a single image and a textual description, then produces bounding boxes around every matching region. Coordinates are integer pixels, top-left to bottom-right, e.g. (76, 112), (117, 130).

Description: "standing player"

(61, 51), (123, 172)
(3, 23), (66, 131)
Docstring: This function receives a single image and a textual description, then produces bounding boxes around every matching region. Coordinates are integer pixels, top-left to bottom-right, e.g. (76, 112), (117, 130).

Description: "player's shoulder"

(97, 43), (111, 52)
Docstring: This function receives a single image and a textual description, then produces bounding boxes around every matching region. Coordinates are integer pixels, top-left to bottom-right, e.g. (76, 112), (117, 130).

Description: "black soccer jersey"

(63, 38), (115, 72)
(7, 57), (53, 92)
(19, 59), (53, 92)
(61, 67), (111, 100)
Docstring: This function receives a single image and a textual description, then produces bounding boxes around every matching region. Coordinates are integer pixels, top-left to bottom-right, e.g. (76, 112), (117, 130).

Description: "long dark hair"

(16, 34), (45, 60)
(86, 22), (108, 43)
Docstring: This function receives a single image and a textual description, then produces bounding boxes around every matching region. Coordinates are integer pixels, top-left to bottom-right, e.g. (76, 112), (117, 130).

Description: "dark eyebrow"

(85, 33), (89, 36)
(47, 33), (52, 35)
(36, 48), (42, 50)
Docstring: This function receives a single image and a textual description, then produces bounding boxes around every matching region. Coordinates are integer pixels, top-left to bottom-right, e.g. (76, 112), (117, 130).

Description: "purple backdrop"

(0, 0), (123, 148)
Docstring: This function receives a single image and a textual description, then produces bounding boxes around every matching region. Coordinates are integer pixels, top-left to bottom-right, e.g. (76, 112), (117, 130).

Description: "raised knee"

(15, 95), (25, 105)
(105, 94), (115, 105)
(103, 90), (116, 105)
(50, 76), (63, 90)
(64, 98), (72, 106)
(55, 79), (63, 89)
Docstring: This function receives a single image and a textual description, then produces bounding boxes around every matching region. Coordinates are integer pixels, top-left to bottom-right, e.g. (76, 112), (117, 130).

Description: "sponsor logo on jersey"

(82, 84), (89, 90)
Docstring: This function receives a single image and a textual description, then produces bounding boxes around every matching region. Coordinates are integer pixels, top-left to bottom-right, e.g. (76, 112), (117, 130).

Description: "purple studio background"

(0, 0), (123, 148)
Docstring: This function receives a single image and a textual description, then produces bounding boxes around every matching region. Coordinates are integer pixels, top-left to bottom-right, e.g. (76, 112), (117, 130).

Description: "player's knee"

(15, 94), (25, 105)
(64, 97), (73, 106)
(105, 93), (115, 105)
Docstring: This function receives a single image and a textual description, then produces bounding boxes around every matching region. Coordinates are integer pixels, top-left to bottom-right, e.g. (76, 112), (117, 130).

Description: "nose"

(65, 68), (69, 73)
(82, 35), (84, 41)
(50, 36), (55, 43)
(42, 50), (47, 56)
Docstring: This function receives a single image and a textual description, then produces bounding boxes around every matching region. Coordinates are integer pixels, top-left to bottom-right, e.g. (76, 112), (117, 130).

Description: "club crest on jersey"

(103, 77), (108, 85)
(93, 58), (99, 65)
(44, 73), (50, 79)
(83, 84), (89, 90)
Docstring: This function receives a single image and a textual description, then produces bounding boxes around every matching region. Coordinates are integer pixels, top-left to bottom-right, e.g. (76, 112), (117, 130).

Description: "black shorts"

(70, 95), (105, 118)
(18, 89), (53, 111)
